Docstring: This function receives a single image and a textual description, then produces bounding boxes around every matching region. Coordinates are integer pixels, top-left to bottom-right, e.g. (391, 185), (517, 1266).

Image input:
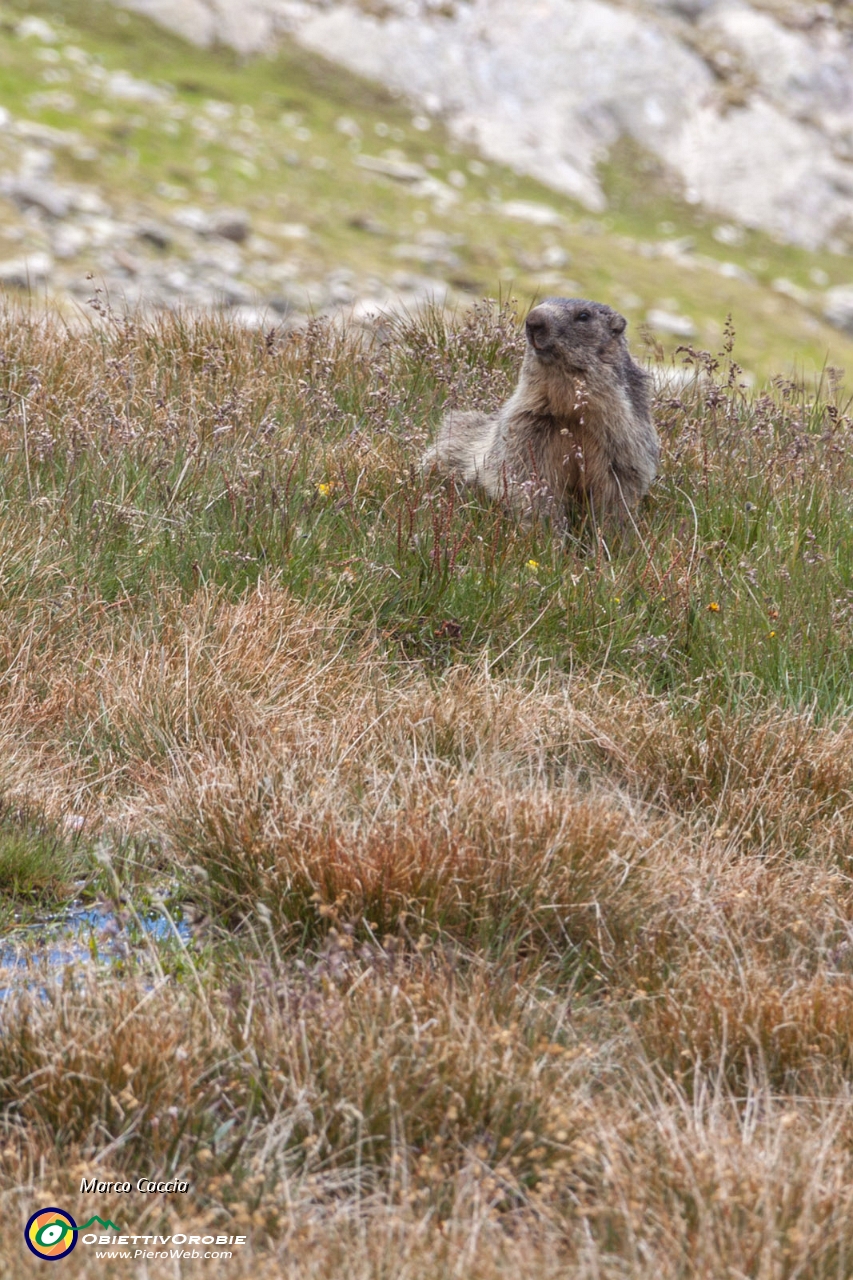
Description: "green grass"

(0, 805), (83, 900)
(2, 304), (850, 714)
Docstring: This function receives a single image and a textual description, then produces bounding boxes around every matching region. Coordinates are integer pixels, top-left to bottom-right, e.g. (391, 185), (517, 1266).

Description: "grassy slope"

(0, 0), (851, 380)
(0, 309), (852, 1275)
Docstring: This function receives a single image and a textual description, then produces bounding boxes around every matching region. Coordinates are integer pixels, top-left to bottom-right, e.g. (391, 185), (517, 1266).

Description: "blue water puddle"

(0, 903), (192, 999)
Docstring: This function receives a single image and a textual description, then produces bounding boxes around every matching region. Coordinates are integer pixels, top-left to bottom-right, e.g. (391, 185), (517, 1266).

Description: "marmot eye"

(576, 311), (591, 322)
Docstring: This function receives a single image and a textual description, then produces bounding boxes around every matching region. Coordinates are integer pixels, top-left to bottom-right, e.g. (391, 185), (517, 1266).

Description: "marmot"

(423, 298), (659, 529)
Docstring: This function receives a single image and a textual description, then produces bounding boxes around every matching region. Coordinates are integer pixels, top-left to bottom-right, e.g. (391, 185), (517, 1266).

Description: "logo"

(24, 1210), (123, 1261)
(24, 1208), (78, 1261)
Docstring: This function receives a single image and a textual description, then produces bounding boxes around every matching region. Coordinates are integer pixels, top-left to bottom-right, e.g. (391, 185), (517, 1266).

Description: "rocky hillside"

(1, 0), (853, 381)
(118, 0), (853, 253)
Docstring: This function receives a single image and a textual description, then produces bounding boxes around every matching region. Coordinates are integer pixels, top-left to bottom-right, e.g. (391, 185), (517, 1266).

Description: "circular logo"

(24, 1208), (78, 1261)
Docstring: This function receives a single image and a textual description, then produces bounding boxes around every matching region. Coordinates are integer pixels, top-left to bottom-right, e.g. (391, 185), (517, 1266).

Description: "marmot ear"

(609, 314), (627, 335)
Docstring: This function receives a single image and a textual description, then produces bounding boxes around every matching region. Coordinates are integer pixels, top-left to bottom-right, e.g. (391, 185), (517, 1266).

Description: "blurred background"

(1, 0), (852, 381)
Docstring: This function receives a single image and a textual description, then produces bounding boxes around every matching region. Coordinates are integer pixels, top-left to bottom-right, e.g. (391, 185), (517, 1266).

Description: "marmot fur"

(423, 298), (659, 528)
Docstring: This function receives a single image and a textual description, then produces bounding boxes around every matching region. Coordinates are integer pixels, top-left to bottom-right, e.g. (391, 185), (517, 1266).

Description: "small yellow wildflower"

(317, 482), (334, 497)
(768, 630), (776, 638)
(614, 596), (621, 604)
(707, 601), (720, 612)
(527, 559), (540, 571)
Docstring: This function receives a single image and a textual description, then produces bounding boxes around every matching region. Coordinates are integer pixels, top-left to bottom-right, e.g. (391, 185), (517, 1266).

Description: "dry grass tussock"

(1, 305), (853, 1275)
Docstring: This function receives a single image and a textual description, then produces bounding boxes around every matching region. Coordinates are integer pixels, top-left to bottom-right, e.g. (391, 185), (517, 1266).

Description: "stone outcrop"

(114, 0), (853, 251)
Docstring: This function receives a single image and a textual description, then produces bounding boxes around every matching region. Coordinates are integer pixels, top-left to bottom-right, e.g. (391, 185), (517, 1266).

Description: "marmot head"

(524, 298), (629, 376)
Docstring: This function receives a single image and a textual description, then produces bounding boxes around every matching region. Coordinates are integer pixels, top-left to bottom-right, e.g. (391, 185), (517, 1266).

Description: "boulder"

(646, 309), (696, 337)
(135, 221), (173, 250)
(210, 208), (251, 243)
(7, 178), (72, 218)
(499, 201), (564, 227)
(823, 286), (853, 336)
(355, 155), (428, 182)
(0, 252), (53, 288)
(105, 71), (171, 105)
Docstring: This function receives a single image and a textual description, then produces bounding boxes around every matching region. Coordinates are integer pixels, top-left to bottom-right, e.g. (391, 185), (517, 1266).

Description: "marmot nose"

(525, 310), (551, 351)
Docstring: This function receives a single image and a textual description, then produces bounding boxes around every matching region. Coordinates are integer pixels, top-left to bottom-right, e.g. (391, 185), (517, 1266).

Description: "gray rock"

(164, 267), (192, 292)
(96, 278), (143, 310)
(348, 296), (388, 323)
(712, 223), (746, 248)
(4, 176), (110, 223)
(205, 275), (254, 305)
(646, 309), (697, 337)
(772, 278), (813, 306)
(391, 242), (459, 267)
(390, 269), (452, 305)
(171, 206), (250, 243)
(650, 0), (715, 17)
(111, 247), (143, 276)
(114, 0), (284, 55)
(13, 120), (81, 148)
(823, 285), (853, 335)
(106, 71), (171, 105)
(191, 242), (243, 274)
(7, 178), (72, 218)
(16, 16), (58, 41)
(499, 200), (564, 227)
(52, 224), (89, 259)
(73, 189), (111, 216)
(210, 208), (251, 242)
(715, 261), (755, 285)
(0, 252), (53, 288)
(410, 176), (460, 208)
(228, 305), (274, 329)
(541, 245), (571, 269)
(269, 281), (329, 312)
(136, 221), (172, 250)
(27, 90), (77, 114)
(17, 147), (54, 179)
(708, 5), (853, 123)
(348, 214), (388, 236)
(82, 216), (126, 248)
(355, 155), (428, 182)
(172, 205), (212, 234)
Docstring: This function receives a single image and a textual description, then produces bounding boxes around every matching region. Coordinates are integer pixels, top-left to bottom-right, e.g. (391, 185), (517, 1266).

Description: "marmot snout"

(423, 297), (659, 528)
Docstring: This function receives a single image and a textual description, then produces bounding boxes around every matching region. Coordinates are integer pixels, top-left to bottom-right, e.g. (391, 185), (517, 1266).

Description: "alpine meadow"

(0, 299), (853, 1277)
